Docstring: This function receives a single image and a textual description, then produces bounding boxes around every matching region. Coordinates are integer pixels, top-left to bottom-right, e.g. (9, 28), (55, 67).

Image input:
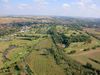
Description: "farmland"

(0, 16), (100, 75)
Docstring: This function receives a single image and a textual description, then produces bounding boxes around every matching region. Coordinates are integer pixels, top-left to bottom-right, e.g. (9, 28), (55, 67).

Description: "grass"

(64, 37), (100, 53)
(3, 37), (43, 67)
(56, 27), (100, 71)
(0, 53), (3, 68)
(25, 50), (66, 75)
(70, 48), (100, 70)
(84, 28), (100, 35)
(0, 33), (45, 68)
(0, 41), (10, 52)
(83, 28), (100, 39)
(35, 38), (52, 49)
(0, 25), (99, 75)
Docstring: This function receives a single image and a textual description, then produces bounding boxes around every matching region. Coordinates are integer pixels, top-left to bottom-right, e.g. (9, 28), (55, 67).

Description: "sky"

(0, 0), (100, 18)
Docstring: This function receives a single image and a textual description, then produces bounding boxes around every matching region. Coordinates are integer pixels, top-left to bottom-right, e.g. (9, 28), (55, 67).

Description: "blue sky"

(0, 0), (100, 17)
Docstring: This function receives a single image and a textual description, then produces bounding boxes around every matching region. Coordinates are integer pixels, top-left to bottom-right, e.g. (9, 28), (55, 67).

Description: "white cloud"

(62, 3), (70, 9)
(0, 0), (12, 10)
(1, 0), (10, 3)
(33, 0), (48, 9)
(34, 0), (45, 2)
(80, 0), (92, 3)
(34, 0), (48, 5)
(77, 0), (96, 9)
(18, 4), (32, 10)
(90, 4), (97, 9)
(71, 0), (100, 17)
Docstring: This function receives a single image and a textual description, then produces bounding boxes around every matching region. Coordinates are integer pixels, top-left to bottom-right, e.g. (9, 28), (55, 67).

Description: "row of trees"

(70, 34), (91, 43)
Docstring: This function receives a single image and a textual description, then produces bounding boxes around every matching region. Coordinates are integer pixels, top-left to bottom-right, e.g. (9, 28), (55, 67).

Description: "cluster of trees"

(0, 28), (18, 37)
(70, 34), (91, 43)
(47, 26), (97, 75)
(47, 26), (91, 49)
(68, 24), (83, 30)
(60, 33), (70, 47)
(47, 26), (70, 47)
(0, 21), (33, 37)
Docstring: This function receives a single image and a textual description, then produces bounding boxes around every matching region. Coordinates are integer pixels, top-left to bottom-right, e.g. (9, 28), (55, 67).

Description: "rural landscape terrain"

(0, 16), (100, 75)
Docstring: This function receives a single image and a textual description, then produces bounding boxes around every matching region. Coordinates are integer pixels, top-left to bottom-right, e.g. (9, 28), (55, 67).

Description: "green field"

(0, 24), (100, 75)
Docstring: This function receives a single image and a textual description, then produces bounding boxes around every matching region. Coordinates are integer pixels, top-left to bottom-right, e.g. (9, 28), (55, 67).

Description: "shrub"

(83, 48), (90, 51)
(92, 47), (96, 50)
(96, 45), (100, 48)
(14, 65), (20, 71)
(68, 50), (76, 54)
(60, 33), (70, 47)
(86, 63), (92, 69)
